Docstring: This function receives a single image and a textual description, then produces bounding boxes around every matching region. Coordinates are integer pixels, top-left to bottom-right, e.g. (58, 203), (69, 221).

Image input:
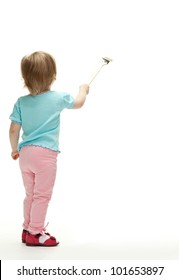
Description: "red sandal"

(26, 232), (59, 246)
(22, 229), (29, 243)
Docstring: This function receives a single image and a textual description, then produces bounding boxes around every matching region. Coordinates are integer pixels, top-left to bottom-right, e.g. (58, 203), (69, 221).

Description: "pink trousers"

(19, 146), (58, 234)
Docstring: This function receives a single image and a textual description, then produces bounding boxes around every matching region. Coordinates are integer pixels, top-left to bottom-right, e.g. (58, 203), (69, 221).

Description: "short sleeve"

(9, 98), (22, 124)
(62, 93), (74, 109)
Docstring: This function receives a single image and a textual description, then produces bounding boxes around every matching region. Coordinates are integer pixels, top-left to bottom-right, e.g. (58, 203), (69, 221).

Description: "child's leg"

(19, 146), (58, 234)
(21, 171), (35, 231)
(28, 153), (57, 234)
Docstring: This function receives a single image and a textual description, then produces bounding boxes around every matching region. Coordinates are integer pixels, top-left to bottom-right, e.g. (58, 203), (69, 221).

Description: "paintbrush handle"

(87, 64), (104, 85)
(87, 57), (112, 85)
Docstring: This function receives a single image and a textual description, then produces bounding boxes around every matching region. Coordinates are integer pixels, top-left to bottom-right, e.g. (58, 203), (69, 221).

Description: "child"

(9, 51), (89, 246)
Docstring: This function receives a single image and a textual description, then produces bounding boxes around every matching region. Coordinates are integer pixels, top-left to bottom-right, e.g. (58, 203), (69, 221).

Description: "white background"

(1, 0), (179, 260)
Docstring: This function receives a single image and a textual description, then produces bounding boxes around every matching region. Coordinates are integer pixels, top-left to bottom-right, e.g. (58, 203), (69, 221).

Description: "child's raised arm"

(73, 84), (89, 109)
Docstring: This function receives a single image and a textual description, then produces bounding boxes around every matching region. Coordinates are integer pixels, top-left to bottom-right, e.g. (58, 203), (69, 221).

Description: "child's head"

(21, 51), (57, 95)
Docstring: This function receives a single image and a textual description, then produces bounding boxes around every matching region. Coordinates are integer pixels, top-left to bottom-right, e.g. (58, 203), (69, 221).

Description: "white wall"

(1, 0), (179, 259)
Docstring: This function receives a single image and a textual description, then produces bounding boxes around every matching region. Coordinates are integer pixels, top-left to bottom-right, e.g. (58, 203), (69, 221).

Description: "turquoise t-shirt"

(9, 91), (74, 152)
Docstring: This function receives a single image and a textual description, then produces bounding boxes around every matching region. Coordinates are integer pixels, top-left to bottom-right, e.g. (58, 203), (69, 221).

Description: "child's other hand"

(11, 151), (19, 160)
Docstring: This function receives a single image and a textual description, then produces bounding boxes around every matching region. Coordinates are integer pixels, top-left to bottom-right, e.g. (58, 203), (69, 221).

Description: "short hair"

(21, 51), (57, 96)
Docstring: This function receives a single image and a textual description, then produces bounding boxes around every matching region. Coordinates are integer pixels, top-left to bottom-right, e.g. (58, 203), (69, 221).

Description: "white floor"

(1, 226), (179, 260)
(1, 167), (179, 260)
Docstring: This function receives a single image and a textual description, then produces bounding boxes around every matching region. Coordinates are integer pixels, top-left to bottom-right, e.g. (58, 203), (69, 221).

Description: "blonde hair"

(21, 51), (57, 96)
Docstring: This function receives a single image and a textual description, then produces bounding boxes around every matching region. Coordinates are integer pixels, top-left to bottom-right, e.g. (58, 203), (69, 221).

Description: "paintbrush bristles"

(102, 57), (113, 64)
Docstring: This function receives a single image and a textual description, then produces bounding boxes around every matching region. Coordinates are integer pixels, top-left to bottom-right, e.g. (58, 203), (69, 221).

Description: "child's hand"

(73, 84), (90, 109)
(79, 84), (90, 95)
(11, 151), (19, 160)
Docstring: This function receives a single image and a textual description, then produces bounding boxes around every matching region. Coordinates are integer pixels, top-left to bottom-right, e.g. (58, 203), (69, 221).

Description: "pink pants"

(19, 146), (58, 234)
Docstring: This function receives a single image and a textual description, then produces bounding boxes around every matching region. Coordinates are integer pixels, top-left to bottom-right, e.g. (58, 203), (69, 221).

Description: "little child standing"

(9, 51), (89, 246)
